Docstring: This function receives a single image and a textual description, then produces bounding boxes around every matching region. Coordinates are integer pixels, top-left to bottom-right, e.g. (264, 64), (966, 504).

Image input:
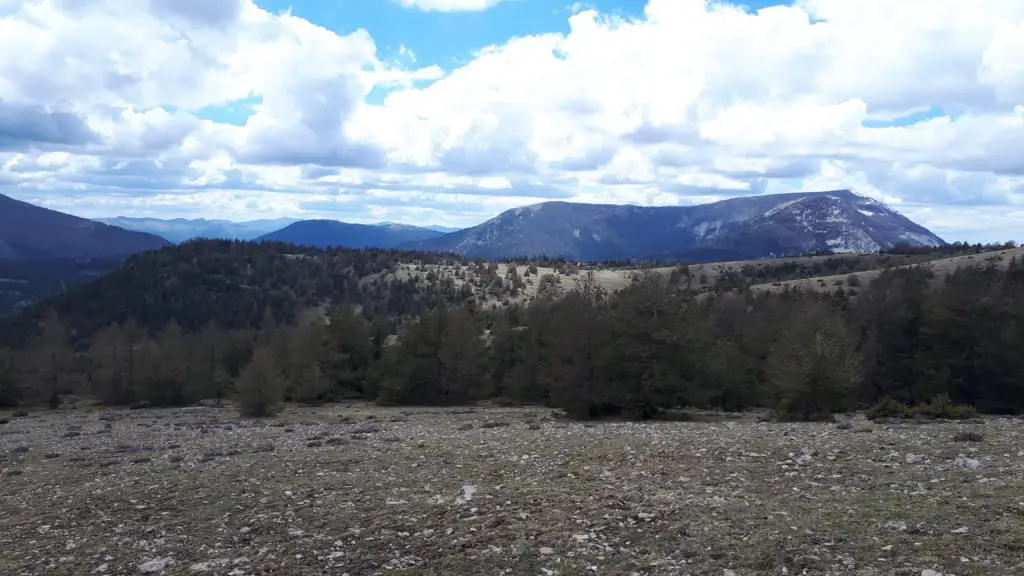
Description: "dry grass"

(750, 247), (1024, 295)
(2, 405), (1022, 575)
(375, 247), (1024, 307)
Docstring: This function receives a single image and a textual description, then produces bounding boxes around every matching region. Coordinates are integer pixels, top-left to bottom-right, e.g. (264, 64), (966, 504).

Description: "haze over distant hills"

(258, 220), (445, 249)
(95, 216), (303, 244)
(406, 190), (945, 262)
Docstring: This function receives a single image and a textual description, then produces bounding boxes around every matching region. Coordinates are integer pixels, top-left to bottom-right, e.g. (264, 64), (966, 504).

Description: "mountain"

(404, 190), (944, 261)
(0, 240), (477, 346)
(425, 225), (463, 234)
(259, 220), (445, 248)
(95, 216), (301, 243)
(0, 194), (172, 261)
(375, 222), (463, 234)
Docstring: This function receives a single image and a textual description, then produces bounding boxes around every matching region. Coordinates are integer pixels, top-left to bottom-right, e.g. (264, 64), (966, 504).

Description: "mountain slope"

(405, 190), (944, 261)
(96, 216), (301, 243)
(0, 194), (172, 260)
(259, 220), (445, 248)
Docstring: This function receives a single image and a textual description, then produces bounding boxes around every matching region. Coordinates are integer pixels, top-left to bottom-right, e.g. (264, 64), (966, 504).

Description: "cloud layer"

(1, 0), (1022, 242)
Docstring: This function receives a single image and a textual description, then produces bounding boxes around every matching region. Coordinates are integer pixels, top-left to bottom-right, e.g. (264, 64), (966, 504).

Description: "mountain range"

(94, 216), (304, 244)
(0, 189), (948, 315)
(258, 220), (445, 248)
(406, 190), (944, 261)
(94, 216), (463, 244)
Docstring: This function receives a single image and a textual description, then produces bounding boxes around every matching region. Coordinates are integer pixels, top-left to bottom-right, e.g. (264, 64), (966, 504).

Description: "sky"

(0, 0), (1022, 243)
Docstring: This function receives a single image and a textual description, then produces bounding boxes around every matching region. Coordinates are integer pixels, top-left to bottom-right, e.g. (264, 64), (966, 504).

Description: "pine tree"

(237, 347), (285, 417)
(769, 301), (861, 421)
(0, 348), (23, 407)
(28, 309), (73, 409)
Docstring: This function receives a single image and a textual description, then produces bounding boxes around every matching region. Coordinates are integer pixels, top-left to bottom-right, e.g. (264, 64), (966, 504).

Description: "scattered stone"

(528, 423), (542, 430)
(324, 437), (346, 446)
(130, 457), (152, 464)
(10, 445), (29, 453)
(61, 431), (81, 438)
(352, 424), (381, 434)
(0, 418), (10, 425)
(43, 452), (61, 459)
(480, 421), (509, 429)
(6, 469), (23, 476)
(306, 441), (323, 448)
(168, 454), (184, 463)
(252, 442), (275, 453)
(954, 456), (983, 469)
(457, 423), (474, 431)
(835, 422), (853, 430)
(138, 557), (171, 573)
(12, 410), (28, 418)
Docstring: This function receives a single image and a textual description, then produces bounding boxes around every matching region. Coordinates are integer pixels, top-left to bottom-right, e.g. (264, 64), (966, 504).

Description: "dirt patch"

(1, 405), (1021, 575)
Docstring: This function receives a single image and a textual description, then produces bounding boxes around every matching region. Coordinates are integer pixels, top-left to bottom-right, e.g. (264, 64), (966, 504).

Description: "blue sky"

(1, 0), (1022, 243)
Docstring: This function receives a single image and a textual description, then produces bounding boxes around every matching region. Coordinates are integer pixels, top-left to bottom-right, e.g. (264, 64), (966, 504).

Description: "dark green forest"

(1, 240), (1022, 420)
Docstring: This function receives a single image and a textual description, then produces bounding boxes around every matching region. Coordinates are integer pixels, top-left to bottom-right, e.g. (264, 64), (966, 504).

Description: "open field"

(2, 405), (1023, 575)
(384, 247), (1024, 308)
(750, 247), (1024, 294)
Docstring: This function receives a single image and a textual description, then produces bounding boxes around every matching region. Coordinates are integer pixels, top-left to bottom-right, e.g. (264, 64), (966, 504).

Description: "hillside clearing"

(2, 405), (1022, 575)
(749, 246), (1024, 294)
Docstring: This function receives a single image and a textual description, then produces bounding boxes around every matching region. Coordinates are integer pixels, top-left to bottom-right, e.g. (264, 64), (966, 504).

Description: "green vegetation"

(0, 241), (1022, 420)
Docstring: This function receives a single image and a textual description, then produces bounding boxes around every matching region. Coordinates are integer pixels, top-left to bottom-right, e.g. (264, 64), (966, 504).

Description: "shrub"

(953, 430), (983, 442)
(918, 394), (977, 420)
(236, 347), (285, 417)
(867, 397), (913, 420)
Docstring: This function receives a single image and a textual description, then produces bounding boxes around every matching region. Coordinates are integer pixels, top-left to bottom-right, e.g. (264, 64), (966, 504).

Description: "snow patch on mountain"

(900, 232), (943, 247)
(690, 219), (724, 240)
(826, 228), (882, 253)
(763, 196), (810, 218)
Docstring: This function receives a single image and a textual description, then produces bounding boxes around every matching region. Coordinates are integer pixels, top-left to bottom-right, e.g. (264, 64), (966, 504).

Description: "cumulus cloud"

(0, 99), (101, 150)
(0, 0), (1023, 241)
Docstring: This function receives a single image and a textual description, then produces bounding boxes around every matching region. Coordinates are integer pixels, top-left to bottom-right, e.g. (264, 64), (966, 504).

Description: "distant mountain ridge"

(96, 216), (302, 243)
(258, 220), (445, 248)
(404, 190), (945, 262)
(0, 194), (171, 261)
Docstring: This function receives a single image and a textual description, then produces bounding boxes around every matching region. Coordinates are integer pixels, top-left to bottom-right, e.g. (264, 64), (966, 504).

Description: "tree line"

(2, 255), (1022, 420)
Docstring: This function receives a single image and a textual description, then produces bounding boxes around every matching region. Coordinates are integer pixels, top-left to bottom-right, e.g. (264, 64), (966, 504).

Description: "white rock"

(139, 557), (172, 573)
(951, 526), (969, 534)
(539, 547), (555, 555)
(905, 453), (923, 464)
(455, 484), (477, 504)
(795, 454), (813, 466)
(921, 570), (943, 576)
(954, 456), (982, 469)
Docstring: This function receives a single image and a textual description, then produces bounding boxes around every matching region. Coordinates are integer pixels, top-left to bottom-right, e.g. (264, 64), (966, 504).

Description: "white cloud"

(394, 0), (504, 12)
(1, 0), (1023, 241)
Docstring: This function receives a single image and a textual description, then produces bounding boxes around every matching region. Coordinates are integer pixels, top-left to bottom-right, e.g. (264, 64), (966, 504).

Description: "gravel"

(0, 405), (1022, 575)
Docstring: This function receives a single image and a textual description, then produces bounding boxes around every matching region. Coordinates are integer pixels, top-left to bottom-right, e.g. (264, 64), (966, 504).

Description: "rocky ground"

(1, 405), (1022, 575)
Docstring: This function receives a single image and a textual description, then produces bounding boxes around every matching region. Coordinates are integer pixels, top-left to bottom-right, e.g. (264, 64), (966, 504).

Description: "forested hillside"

(2, 248), (1021, 418)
